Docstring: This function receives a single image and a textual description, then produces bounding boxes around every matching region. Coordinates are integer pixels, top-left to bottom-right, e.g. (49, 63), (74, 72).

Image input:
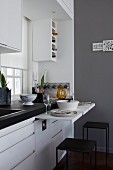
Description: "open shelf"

(51, 20), (57, 61)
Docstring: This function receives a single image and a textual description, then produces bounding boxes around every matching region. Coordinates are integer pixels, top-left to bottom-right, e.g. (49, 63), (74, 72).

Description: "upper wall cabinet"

(33, 19), (57, 62)
(0, 0), (22, 53)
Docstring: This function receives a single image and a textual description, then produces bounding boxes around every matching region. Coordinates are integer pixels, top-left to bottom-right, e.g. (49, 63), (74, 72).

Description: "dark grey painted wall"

(74, 0), (113, 152)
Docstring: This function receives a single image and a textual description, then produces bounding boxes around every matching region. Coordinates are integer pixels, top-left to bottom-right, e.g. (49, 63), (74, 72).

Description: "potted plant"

(0, 71), (11, 106)
(39, 69), (47, 94)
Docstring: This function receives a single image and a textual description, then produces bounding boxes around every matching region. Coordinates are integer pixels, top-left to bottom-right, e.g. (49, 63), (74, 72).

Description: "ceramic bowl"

(57, 100), (79, 111)
(20, 94), (37, 105)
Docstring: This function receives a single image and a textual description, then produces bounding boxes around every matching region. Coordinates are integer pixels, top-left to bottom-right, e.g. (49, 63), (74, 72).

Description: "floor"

(54, 152), (113, 170)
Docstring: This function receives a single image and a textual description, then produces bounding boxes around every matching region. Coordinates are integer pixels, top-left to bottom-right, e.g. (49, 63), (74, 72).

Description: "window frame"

(1, 67), (23, 97)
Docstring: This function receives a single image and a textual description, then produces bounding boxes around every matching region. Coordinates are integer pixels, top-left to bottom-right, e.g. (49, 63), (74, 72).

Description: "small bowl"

(20, 94), (37, 105)
(57, 100), (79, 111)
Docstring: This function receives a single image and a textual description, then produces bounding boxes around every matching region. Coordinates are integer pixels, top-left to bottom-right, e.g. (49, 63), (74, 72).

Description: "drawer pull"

(52, 129), (62, 139)
(52, 120), (58, 124)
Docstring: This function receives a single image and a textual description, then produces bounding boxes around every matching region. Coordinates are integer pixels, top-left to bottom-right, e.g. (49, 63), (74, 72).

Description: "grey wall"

(74, 0), (113, 152)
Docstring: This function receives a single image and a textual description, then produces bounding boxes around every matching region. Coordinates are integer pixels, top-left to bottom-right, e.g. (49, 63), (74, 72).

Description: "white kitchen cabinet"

(0, 117), (35, 170)
(35, 119), (51, 170)
(0, 0), (22, 53)
(51, 128), (64, 169)
(33, 19), (57, 62)
(35, 119), (65, 170)
(56, 0), (74, 19)
(13, 152), (35, 170)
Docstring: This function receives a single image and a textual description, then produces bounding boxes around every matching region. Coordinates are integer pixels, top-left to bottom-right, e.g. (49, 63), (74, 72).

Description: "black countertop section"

(0, 101), (46, 130)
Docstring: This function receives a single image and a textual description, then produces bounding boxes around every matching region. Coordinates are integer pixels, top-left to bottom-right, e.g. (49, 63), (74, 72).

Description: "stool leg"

(56, 148), (58, 167)
(83, 126), (84, 139)
(95, 143), (97, 170)
(83, 153), (84, 164)
(66, 151), (68, 170)
(108, 125), (109, 154)
(87, 128), (88, 140)
(90, 153), (92, 170)
(106, 128), (107, 167)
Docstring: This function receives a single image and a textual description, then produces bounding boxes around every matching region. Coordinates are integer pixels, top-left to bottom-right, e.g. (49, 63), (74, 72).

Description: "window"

(1, 67), (22, 96)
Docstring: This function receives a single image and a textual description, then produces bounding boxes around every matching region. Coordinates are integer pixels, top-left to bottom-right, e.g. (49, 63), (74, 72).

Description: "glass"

(7, 68), (13, 76)
(15, 69), (21, 76)
(43, 94), (50, 114)
(15, 78), (21, 95)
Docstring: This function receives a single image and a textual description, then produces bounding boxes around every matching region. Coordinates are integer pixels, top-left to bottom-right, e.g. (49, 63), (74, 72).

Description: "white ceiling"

(23, 0), (71, 21)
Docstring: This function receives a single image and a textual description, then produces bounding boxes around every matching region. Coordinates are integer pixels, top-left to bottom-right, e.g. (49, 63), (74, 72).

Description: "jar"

(57, 85), (67, 99)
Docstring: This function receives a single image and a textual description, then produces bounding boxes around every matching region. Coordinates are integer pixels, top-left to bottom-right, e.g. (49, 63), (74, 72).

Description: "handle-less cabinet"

(13, 153), (35, 170)
(51, 129), (64, 169)
(0, 0), (22, 53)
(35, 119), (51, 170)
(0, 117), (35, 170)
(33, 19), (57, 62)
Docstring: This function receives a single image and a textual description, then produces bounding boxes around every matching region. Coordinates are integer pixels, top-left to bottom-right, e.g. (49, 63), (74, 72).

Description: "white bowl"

(20, 94), (37, 105)
(57, 100), (79, 111)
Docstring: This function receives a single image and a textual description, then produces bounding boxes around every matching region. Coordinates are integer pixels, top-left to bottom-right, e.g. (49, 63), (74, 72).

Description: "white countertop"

(35, 103), (95, 123)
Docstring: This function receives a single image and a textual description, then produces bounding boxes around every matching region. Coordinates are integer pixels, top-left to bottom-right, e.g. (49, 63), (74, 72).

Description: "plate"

(50, 109), (75, 117)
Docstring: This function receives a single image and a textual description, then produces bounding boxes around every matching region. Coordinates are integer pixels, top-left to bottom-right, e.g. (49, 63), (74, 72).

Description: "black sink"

(0, 109), (22, 118)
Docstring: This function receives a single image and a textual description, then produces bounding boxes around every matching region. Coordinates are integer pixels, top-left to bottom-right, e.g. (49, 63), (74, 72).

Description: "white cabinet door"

(0, 0), (22, 52)
(35, 120), (51, 170)
(0, 123), (34, 153)
(7, 0), (22, 51)
(0, 118), (35, 170)
(0, 0), (8, 46)
(0, 135), (35, 170)
(51, 129), (64, 169)
(33, 19), (57, 62)
(13, 153), (35, 170)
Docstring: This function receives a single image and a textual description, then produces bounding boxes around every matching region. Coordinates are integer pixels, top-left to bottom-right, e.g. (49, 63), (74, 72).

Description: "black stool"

(56, 138), (97, 170)
(83, 121), (109, 166)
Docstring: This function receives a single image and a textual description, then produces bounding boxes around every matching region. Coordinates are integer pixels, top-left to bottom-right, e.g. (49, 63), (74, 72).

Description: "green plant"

(0, 71), (7, 88)
(41, 74), (44, 88)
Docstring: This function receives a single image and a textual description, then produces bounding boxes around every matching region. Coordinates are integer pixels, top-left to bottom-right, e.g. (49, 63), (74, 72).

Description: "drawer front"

(13, 152), (35, 170)
(0, 134), (35, 170)
(0, 123), (34, 152)
(51, 129), (64, 169)
(50, 120), (64, 137)
(0, 117), (35, 138)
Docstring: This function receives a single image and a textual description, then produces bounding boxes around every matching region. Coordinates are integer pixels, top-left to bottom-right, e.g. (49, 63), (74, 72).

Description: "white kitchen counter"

(35, 103), (95, 123)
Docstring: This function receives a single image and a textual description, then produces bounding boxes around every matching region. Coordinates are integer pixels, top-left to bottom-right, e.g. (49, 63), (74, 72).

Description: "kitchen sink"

(0, 109), (23, 118)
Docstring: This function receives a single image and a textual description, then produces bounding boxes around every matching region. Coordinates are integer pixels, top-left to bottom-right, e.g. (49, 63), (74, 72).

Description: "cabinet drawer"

(50, 120), (64, 137)
(0, 117), (35, 138)
(0, 134), (35, 170)
(51, 129), (64, 169)
(0, 123), (34, 153)
(13, 152), (35, 170)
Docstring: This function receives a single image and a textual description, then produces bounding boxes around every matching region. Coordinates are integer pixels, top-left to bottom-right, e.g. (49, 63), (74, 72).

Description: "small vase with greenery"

(0, 71), (11, 106)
